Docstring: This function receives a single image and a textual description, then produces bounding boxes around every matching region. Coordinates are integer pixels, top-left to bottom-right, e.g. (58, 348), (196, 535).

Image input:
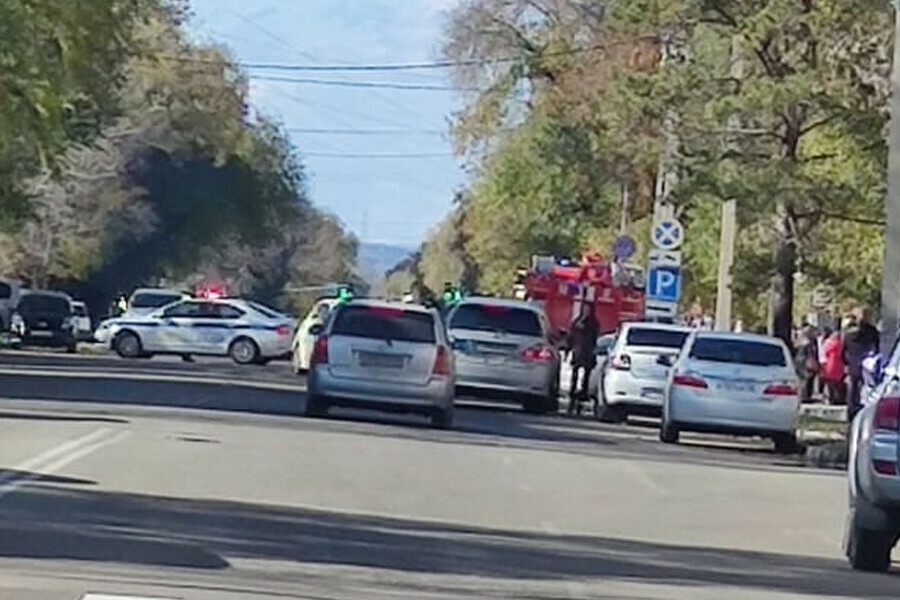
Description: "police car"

(103, 297), (294, 365)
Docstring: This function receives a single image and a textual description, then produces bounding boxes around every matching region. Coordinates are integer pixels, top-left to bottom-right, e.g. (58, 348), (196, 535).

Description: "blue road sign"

(612, 234), (636, 260)
(646, 264), (681, 303)
(652, 218), (683, 250)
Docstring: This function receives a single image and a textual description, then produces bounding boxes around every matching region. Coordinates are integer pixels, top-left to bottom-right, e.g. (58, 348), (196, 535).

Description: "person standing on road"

(843, 307), (880, 421)
(795, 325), (819, 403)
(820, 325), (846, 405)
(567, 305), (599, 414)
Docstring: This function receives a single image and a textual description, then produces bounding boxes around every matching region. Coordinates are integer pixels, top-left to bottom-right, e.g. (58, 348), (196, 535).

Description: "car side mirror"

(309, 324), (324, 336)
(656, 354), (675, 367)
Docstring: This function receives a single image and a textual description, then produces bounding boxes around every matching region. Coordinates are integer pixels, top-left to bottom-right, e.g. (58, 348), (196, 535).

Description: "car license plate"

(30, 330), (53, 338)
(717, 381), (755, 392)
(641, 387), (664, 398)
(358, 352), (404, 369)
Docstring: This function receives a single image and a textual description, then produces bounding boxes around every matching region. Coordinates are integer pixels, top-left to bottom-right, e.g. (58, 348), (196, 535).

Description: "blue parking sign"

(646, 265), (681, 303)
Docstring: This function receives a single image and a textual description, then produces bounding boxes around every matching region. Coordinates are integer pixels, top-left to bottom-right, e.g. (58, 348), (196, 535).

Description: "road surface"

(0, 350), (895, 600)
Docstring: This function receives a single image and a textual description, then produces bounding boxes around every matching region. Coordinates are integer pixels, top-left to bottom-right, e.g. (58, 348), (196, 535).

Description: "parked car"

(660, 332), (800, 453)
(291, 297), (337, 374)
(0, 277), (23, 331)
(844, 337), (900, 572)
(9, 290), (77, 352)
(125, 288), (188, 317)
(105, 297), (293, 364)
(305, 299), (455, 428)
(71, 300), (93, 341)
(598, 322), (691, 422)
(446, 297), (559, 414)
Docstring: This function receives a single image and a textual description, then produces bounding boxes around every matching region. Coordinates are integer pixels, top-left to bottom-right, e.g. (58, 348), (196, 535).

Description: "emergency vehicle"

(518, 254), (645, 338)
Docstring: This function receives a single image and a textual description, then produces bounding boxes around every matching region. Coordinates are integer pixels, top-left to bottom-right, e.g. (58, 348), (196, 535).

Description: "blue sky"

(188, 0), (464, 247)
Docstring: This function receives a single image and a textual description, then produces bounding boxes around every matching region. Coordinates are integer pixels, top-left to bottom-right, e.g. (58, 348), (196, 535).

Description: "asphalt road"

(0, 349), (896, 600)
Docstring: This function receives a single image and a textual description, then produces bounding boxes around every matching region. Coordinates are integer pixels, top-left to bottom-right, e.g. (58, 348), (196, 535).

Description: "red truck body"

(522, 255), (644, 337)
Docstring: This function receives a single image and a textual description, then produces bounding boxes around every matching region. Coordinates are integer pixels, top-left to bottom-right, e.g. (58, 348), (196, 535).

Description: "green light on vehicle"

(335, 284), (354, 303)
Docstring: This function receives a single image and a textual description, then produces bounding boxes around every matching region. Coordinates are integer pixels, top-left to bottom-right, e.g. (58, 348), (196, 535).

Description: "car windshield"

(625, 328), (689, 349)
(331, 305), (436, 344)
(130, 292), (182, 309)
(449, 304), (542, 336)
(17, 294), (71, 315)
(689, 338), (787, 367)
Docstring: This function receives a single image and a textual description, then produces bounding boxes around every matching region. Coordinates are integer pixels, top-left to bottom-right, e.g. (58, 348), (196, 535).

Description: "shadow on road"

(0, 470), (95, 486)
(0, 484), (894, 597)
(0, 410), (127, 424)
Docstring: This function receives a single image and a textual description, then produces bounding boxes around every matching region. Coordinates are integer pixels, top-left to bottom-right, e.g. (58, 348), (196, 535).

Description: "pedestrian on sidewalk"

(795, 325), (819, 403)
(842, 307), (880, 421)
(820, 325), (845, 405)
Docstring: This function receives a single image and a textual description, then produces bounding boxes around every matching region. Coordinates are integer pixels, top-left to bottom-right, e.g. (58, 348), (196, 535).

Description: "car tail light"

(310, 336), (329, 365)
(521, 344), (554, 362)
(274, 324), (291, 337)
(763, 383), (798, 396)
(872, 459), (898, 476)
(672, 373), (708, 389)
(874, 396), (900, 431)
(432, 346), (450, 376)
(610, 354), (631, 370)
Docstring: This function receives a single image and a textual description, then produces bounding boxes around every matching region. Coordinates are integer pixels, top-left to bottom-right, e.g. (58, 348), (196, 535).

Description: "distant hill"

(356, 242), (417, 283)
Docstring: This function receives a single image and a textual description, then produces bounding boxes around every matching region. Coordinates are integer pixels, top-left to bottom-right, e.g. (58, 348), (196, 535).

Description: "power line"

(162, 40), (634, 73)
(303, 152), (454, 159)
(287, 127), (445, 135)
(252, 74), (470, 92)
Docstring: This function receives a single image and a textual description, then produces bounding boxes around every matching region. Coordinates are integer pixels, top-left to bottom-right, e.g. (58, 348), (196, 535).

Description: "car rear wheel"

(113, 331), (142, 359)
(596, 400), (626, 424)
(431, 407), (454, 429)
(847, 522), (893, 572)
(773, 432), (798, 454)
(229, 337), (260, 365)
(304, 395), (329, 418)
(660, 420), (680, 444)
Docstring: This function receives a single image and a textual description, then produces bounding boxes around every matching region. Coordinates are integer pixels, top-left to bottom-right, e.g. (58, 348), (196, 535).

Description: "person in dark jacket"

(567, 305), (599, 414)
(842, 307), (880, 421)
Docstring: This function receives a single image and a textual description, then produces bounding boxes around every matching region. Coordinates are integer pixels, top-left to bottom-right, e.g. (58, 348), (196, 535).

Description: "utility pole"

(715, 34), (743, 332)
(619, 183), (630, 234)
(880, 4), (900, 352)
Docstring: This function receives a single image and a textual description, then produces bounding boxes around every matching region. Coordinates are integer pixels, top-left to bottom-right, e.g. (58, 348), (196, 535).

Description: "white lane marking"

(82, 595), (179, 600)
(0, 428), (129, 499)
(0, 427), (110, 479)
(0, 367), (305, 392)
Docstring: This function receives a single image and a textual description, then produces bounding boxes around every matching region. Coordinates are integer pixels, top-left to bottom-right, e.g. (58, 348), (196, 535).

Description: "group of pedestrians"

(794, 306), (880, 420)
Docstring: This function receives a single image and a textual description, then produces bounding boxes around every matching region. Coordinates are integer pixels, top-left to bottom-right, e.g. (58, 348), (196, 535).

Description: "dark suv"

(10, 291), (77, 352)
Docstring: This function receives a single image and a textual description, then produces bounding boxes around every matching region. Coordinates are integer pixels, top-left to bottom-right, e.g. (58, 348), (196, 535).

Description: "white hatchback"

(661, 332), (800, 453)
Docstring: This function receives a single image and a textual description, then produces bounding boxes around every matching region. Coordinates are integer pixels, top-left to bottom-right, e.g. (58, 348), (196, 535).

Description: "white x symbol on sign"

(652, 219), (683, 250)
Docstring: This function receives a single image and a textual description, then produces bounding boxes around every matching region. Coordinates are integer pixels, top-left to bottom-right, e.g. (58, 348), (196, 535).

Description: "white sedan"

(101, 298), (294, 365)
(660, 331), (800, 453)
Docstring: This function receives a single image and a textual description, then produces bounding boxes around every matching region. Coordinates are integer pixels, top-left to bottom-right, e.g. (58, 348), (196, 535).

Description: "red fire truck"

(519, 254), (645, 338)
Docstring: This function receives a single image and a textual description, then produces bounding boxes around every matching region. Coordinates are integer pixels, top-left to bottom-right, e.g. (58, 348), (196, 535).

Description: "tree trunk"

(768, 203), (795, 348)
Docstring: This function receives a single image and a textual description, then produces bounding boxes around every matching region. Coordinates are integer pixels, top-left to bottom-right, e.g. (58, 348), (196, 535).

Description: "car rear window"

(689, 338), (787, 367)
(0, 282), (11, 300)
(131, 292), (183, 309)
(247, 301), (282, 319)
(625, 327), (689, 349)
(17, 294), (71, 316)
(331, 305), (436, 344)
(449, 304), (542, 336)
(73, 304), (88, 317)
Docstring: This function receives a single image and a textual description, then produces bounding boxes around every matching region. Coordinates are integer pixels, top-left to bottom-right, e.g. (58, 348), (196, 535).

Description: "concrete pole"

(714, 34), (743, 332)
(619, 183), (630, 235)
(880, 6), (900, 352)
(715, 200), (736, 331)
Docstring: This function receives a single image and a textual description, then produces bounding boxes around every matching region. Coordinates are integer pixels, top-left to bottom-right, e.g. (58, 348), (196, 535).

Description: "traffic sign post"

(651, 218), (684, 251)
(645, 248), (682, 319)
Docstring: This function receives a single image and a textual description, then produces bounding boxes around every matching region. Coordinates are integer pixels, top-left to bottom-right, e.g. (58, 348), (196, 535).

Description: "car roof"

(621, 321), (692, 332)
(455, 296), (541, 312)
(691, 331), (787, 345)
(131, 288), (184, 296)
(20, 289), (71, 300)
(71, 300), (87, 307)
(342, 298), (434, 315)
